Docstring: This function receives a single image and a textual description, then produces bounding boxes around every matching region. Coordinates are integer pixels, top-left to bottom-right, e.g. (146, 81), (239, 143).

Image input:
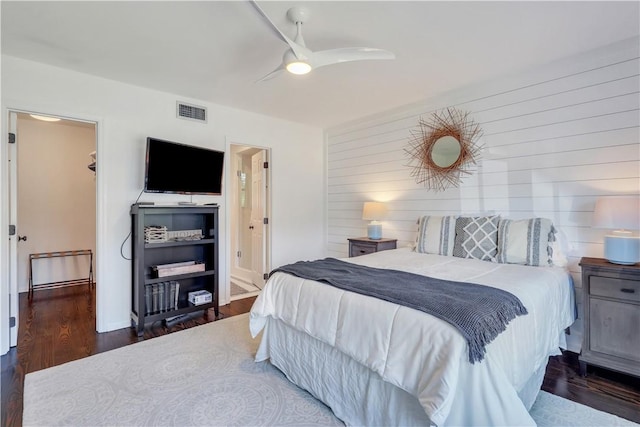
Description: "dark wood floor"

(2, 286), (639, 427)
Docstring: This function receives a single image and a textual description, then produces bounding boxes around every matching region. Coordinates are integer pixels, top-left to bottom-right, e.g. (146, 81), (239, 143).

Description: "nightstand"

(348, 237), (397, 258)
(579, 257), (640, 378)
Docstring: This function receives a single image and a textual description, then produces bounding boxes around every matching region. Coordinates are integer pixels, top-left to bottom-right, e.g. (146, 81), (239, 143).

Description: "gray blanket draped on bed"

(270, 258), (528, 363)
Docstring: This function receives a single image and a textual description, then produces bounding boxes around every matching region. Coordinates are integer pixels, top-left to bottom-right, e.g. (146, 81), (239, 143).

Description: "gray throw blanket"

(271, 258), (528, 363)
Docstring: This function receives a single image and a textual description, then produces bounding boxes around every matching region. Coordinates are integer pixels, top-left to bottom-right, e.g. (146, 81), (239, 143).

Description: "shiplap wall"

(326, 38), (639, 349)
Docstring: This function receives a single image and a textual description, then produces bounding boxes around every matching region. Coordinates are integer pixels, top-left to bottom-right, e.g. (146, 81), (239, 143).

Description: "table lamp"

(592, 196), (640, 265)
(362, 202), (387, 240)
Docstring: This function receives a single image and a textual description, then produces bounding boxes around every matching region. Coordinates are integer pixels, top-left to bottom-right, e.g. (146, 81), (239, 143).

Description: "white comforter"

(250, 248), (575, 426)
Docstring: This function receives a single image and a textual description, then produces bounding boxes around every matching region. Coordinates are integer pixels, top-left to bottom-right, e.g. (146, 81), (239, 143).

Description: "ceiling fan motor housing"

(287, 7), (311, 24)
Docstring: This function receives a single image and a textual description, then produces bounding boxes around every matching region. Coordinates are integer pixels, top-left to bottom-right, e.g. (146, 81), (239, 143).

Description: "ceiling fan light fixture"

(283, 49), (311, 75)
(286, 61), (312, 75)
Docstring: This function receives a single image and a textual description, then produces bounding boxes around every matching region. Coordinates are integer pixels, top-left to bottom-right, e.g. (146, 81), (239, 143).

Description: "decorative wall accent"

(405, 107), (483, 191)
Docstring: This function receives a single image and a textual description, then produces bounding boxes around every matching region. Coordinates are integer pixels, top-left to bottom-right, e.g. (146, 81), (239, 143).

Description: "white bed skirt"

(256, 317), (547, 426)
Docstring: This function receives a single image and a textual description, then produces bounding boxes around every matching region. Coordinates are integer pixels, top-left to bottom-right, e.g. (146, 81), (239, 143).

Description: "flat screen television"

(144, 137), (224, 195)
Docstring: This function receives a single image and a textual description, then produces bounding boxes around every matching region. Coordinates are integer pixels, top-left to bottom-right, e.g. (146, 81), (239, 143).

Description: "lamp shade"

(362, 202), (387, 221)
(592, 196), (640, 230)
(592, 196), (640, 265)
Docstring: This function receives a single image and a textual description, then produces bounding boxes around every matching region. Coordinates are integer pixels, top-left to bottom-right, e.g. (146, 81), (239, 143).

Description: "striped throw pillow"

(496, 218), (556, 266)
(415, 215), (457, 256)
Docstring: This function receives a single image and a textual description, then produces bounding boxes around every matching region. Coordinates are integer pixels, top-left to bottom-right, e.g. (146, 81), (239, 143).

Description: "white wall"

(17, 116), (96, 292)
(326, 37), (640, 351)
(1, 55), (325, 337)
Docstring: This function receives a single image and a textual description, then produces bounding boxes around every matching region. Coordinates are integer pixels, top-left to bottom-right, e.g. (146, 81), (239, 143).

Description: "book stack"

(144, 225), (168, 244)
(145, 281), (180, 315)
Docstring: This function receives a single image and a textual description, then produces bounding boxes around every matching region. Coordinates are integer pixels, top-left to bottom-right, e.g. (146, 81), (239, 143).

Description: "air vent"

(176, 102), (207, 123)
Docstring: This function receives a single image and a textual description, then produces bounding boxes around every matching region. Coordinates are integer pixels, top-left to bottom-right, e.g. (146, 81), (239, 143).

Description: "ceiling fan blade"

(255, 64), (286, 82)
(311, 47), (395, 69)
(249, 0), (309, 60)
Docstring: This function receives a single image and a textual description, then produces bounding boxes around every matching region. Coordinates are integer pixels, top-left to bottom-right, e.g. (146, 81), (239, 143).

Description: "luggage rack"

(28, 249), (94, 299)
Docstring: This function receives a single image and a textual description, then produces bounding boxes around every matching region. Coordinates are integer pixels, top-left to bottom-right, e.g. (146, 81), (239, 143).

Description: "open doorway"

(8, 111), (97, 346)
(229, 144), (270, 301)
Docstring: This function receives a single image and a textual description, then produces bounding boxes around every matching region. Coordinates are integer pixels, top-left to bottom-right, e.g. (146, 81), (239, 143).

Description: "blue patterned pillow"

(453, 216), (500, 261)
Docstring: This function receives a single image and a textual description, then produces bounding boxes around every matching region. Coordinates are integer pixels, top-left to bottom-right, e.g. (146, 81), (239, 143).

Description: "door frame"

(249, 149), (267, 290)
(1, 106), (104, 354)
(225, 138), (271, 302)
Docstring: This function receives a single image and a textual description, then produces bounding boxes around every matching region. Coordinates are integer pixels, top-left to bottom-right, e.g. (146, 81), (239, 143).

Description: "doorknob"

(18, 235), (27, 242)
(249, 225), (254, 230)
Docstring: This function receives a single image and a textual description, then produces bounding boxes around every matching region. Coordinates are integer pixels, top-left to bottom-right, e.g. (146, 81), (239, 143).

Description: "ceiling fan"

(251, 1), (395, 81)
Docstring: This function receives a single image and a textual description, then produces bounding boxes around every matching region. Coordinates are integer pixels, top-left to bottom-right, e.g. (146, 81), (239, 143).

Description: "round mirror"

(431, 136), (461, 168)
(406, 108), (483, 191)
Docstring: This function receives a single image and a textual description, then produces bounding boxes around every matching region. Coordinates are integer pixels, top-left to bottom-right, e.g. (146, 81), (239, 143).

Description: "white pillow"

(496, 218), (556, 266)
(415, 215), (457, 256)
(550, 227), (570, 267)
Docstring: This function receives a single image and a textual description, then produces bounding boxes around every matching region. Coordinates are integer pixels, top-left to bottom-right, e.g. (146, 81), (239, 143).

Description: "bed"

(249, 244), (575, 426)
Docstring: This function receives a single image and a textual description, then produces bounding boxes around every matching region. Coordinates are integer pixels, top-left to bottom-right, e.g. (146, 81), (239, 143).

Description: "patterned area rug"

(23, 314), (639, 427)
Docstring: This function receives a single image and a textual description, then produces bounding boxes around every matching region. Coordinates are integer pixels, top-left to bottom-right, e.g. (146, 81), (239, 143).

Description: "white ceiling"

(2, 1), (639, 128)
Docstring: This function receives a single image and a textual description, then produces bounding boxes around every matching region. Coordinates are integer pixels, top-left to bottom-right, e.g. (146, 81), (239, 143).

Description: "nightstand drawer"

(591, 276), (640, 303)
(350, 243), (377, 257)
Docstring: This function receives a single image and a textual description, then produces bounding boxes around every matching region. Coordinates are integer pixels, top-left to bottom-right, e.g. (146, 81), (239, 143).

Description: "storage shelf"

(144, 238), (216, 249)
(130, 204), (219, 336)
(144, 269), (215, 285)
(142, 301), (215, 323)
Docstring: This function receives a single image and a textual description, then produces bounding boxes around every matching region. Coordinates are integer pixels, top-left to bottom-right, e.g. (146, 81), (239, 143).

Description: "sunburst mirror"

(405, 107), (483, 192)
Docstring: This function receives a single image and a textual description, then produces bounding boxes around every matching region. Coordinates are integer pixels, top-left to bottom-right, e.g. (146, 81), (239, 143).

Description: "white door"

(8, 111), (19, 346)
(250, 151), (267, 289)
